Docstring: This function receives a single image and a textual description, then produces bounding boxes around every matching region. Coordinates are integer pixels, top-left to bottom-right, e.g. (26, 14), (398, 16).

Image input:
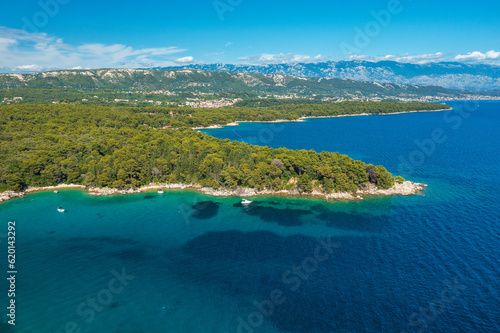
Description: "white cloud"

(455, 50), (500, 63)
(240, 53), (329, 65)
(175, 56), (194, 63)
(13, 64), (43, 71)
(0, 37), (17, 49)
(349, 51), (500, 65)
(0, 26), (188, 72)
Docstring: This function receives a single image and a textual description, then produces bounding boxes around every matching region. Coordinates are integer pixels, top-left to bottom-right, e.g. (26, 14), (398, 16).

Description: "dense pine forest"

(0, 88), (257, 105)
(135, 101), (450, 128)
(0, 102), (449, 193)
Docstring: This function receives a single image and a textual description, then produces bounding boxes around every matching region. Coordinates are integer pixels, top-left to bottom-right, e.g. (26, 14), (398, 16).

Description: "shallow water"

(1, 101), (499, 332)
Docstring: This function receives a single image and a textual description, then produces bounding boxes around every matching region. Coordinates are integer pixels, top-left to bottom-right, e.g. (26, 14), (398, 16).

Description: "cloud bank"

(0, 27), (190, 72)
(241, 51), (500, 66)
(349, 51), (500, 65)
(455, 50), (500, 63)
(239, 53), (329, 65)
(349, 52), (449, 64)
(1, 26), (498, 72)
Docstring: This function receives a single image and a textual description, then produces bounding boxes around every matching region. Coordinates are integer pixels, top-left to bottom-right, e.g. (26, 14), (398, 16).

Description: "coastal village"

(2, 89), (500, 106)
(2, 96), (23, 104)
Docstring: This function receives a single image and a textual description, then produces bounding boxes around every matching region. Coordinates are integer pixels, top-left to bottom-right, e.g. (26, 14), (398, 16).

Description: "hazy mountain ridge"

(0, 68), (459, 98)
(170, 61), (500, 91)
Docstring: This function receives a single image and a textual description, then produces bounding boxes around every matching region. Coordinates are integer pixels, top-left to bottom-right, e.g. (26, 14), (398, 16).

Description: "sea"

(0, 100), (499, 333)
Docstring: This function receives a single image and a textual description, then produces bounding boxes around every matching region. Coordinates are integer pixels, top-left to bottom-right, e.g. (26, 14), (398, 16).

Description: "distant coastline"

(193, 108), (452, 130)
(0, 180), (427, 204)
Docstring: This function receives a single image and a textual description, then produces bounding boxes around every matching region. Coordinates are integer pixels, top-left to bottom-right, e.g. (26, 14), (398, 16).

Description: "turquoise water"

(1, 101), (499, 332)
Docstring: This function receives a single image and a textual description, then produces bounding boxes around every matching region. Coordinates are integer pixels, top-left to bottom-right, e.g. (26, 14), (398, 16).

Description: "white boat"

(54, 190), (59, 193)
(57, 207), (65, 213)
(241, 199), (253, 205)
(158, 190), (164, 194)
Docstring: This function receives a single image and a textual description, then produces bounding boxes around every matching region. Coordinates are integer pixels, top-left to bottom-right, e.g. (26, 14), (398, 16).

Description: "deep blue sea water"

(1, 101), (499, 333)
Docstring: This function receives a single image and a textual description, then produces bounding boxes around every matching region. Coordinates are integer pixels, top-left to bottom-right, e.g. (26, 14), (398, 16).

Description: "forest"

(0, 102), (449, 194)
(0, 88), (258, 105)
(233, 98), (329, 108)
(138, 101), (451, 128)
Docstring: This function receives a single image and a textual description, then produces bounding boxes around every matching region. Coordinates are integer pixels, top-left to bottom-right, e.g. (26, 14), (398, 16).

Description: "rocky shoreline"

(0, 181), (426, 203)
(199, 180), (426, 200)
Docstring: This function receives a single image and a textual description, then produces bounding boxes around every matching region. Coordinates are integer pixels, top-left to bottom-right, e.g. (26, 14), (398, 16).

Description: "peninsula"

(0, 102), (448, 202)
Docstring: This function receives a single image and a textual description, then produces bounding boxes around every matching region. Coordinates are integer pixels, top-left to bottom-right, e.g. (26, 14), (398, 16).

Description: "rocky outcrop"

(325, 192), (357, 200)
(0, 184), (88, 202)
(0, 180), (426, 203)
(199, 181), (425, 200)
(87, 187), (142, 196)
(0, 191), (25, 202)
(199, 180), (426, 199)
(24, 184), (86, 193)
(357, 181), (426, 196)
(87, 183), (201, 196)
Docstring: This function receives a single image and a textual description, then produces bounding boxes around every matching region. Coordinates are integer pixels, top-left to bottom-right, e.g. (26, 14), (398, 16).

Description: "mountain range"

(0, 68), (460, 99)
(169, 61), (500, 91)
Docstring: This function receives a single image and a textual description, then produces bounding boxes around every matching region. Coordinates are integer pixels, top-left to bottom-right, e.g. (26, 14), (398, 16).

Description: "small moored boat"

(158, 190), (164, 194)
(241, 199), (253, 205)
(54, 190), (59, 193)
(57, 207), (65, 213)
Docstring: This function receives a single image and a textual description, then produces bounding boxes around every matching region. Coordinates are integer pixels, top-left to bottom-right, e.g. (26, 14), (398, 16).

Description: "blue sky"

(0, 0), (499, 71)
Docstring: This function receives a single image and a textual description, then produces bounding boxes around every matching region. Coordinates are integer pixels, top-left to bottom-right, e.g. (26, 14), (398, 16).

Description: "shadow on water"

(110, 302), (120, 309)
(0, 321), (16, 332)
(169, 229), (456, 333)
(322, 211), (384, 230)
(111, 248), (149, 261)
(171, 230), (385, 333)
(233, 202), (312, 226)
(232, 200), (394, 231)
(191, 201), (221, 219)
(64, 236), (148, 262)
(309, 203), (395, 233)
(68, 236), (137, 246)
(174, 230), (334, 297)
